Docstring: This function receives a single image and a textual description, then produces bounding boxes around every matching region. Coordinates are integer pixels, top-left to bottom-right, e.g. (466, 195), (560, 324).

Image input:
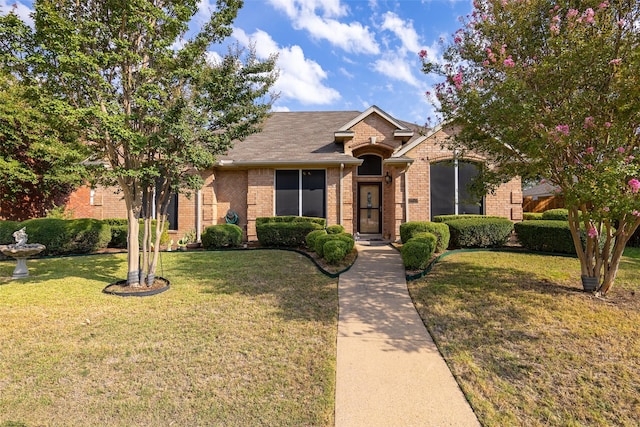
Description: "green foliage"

(523, 212), (544, 220)
(410, 232), (438, 248)
(18, 218), (111, 256)
(103, 218), (168, 249)
(0, 70), (87, 221)
(322, 240), (349, 264)
(401, 238), (436, 270)
(399, 221), (450, 252)
(256, 216), (326, 227)
(201, 224), (243, 249)
(0, 221), (20, 245)
(305, 229), (327, 252)
(314, 233), (355, 259)
(515, 220), (584, 254)
(257, 222), (324, 248)
(542, 209), (570, 221)
(446, 218), (514, 248)
(326, 224), (345, 234)
(433, 214), (502, 223)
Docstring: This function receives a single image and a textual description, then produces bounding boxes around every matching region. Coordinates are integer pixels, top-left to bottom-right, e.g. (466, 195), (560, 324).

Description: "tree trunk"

(126, 207), (141, 287)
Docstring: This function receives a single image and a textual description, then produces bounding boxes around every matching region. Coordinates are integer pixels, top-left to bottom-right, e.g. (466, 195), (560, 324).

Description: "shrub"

(255, 216), (326, 227)
(315, 232), (355, 258)
(399, 221), (450, 252)
(201, 224), (243, 249)
(514, 220), (606, 254)
(446, 218), (514, 248)
(410, 232), (438, 248)
(326, 224), (345, 234)
(0, 221), (21, 245)
(433, 214), (502, 223)
(541, 208), (570, 221)
(523, 212), (544, 220)
(256, 220), (324, 247)
(103, 218), (169, 248)
(322, 239), (350, 264)
(401, 238), (435, 270)
(306, 229), (327, 251)
(19, 218), (111, 256)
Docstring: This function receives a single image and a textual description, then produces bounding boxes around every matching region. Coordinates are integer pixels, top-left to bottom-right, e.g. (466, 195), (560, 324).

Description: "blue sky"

(2, 0), (473, 125)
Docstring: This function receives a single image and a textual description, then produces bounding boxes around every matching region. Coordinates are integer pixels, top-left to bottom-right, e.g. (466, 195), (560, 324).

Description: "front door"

(358, 183), (382, 234)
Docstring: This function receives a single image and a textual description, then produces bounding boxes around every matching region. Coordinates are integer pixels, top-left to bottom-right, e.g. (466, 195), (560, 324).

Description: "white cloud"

(233, 28), (340, 105)
(381, 12), (421, 54)
(339, 67), (354, 79)
(0, 1), (34, 27)
(268, 0), (379, 55)
(271, 105), (291, 112)
(373, 56), (420, 87)
(205, 50), (223, 65)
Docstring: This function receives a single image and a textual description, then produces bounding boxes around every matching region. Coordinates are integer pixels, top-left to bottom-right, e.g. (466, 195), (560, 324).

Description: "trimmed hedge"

(523, 212), (544, 220)
(446, 217), (514, 248)
(401, 233), (436, 270)
(326, 224), (345, 234)
(104, 218), (169, 248)
(0, 221), (21, 245)
(541, 208), (570, 221)
(256, 217), (324, 247)
(16, 218), (111, 256)
(322, 239), (350, 264)
(306, 229), (327, 251)
(255, 216), (326, 227)
(514, 220), (607, 254)
(433, 214), (502, 223)
(314, 232), (355, 258)
(201, 224), (243, 249)
(399, 221), (450, 252)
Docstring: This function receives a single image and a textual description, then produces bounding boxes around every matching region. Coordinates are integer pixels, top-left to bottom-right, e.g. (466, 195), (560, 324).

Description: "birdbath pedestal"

(1, 228), (46, 279)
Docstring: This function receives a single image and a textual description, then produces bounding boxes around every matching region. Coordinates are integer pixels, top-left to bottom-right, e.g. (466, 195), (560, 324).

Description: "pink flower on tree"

(633, 210), (640, 217)
(617, 147), (626, 153)
(603, 206), (610, 212)
(583, 116), (595, 129)
(609, 58), (622, 65)
(583, 8), (595, 24)
(503, 56), (515, 67)
(419, 50), (427, 59)
(585, 147), (595, 154)
(598, 2), (609, 9)
(588, 227), (598, 238)
(566, 9), (579, 19)
(604, 121), (612, 128)
(452, 72), (463, 90)
(555, 124), (570, 136)
(628, 178), (640, 193)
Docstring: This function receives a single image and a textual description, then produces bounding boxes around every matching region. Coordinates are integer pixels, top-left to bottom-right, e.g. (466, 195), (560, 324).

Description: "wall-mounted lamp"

(384, 171), (392, 184)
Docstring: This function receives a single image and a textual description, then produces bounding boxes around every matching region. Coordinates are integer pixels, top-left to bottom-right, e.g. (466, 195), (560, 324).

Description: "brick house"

(67, 105), (523, 242)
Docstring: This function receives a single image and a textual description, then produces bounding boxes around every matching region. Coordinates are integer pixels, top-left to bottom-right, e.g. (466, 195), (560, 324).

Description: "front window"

(275, 169), (326, 218)
(430, 160), (483, 219)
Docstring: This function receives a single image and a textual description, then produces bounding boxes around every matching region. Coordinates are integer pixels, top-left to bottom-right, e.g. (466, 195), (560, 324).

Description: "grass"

(407, 247), (640, 426)
(0, 250), (338, 426)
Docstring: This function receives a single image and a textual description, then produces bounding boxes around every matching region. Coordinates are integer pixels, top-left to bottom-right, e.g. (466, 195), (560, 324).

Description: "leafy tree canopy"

(422, 0), (640, 294)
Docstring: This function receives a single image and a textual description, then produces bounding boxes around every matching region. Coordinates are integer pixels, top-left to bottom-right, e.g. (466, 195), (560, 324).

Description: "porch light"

(384, 171), (392, 184)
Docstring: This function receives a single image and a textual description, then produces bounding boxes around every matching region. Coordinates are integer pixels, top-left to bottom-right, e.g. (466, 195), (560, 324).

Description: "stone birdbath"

(0, 228), (46, 279)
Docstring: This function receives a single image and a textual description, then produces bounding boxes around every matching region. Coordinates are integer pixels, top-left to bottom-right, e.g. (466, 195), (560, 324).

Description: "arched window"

(357, 154), (382, 176)
(430, 160), (483, 219)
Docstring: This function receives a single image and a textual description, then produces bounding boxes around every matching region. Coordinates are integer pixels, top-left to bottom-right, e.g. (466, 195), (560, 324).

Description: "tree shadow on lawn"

(166, 250), (338, 324)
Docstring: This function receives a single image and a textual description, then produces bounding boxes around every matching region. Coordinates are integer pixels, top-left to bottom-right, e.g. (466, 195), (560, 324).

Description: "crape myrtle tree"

(2, 0), (277, 287)
(0, 70), (88, 220)
(421, 0), (640, 295)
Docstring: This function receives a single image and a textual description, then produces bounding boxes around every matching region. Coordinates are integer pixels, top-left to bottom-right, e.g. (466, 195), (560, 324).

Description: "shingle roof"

(217, 111), (363, 165)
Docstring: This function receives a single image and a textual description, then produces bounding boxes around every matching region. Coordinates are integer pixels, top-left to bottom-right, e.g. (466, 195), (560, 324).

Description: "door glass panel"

(359, 183), (381, 234)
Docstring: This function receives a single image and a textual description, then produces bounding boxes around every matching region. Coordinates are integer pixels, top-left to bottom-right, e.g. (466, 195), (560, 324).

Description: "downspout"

(196, 189), (202, 242)
(404, 165), (410, 223)
(339, 163), (344, 225)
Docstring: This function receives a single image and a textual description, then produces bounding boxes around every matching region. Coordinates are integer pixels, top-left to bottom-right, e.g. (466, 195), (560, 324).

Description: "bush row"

(105, 219), (170, 248)
(256, 216), (325, 247)
(0, 218), (111, 256)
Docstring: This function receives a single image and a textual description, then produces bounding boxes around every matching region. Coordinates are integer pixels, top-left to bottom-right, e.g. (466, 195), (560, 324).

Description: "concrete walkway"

(335, 243), (481, 427)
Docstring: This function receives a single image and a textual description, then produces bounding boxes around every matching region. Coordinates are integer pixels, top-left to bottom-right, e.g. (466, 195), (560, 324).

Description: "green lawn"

(0, 250), (337, 426)
(408, 248), (640, 426)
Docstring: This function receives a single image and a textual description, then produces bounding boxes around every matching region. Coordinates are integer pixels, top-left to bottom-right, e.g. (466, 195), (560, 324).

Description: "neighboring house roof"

(217, 110), (364, 167)
(523, 182), (562, 198)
